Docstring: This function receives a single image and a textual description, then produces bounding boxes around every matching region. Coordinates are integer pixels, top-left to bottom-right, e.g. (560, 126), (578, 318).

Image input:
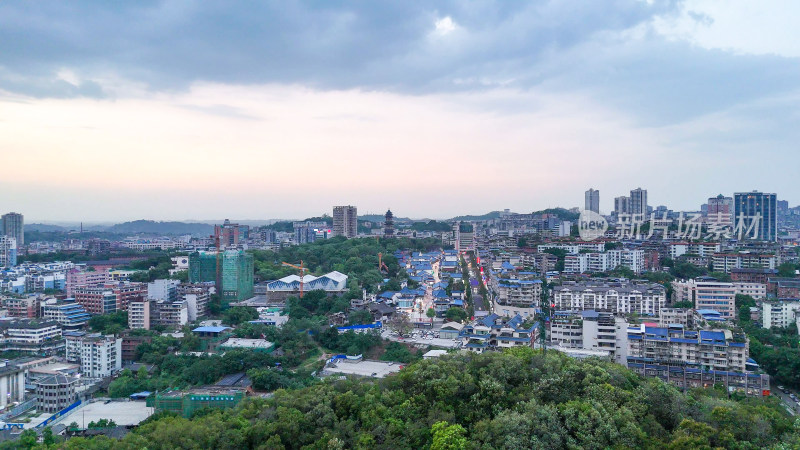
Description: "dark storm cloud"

(1, 0), (799, 126)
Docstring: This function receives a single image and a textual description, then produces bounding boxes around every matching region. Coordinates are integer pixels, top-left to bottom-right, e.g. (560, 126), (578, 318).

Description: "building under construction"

(146, 388), (246, 418)
(188, 250), (254, 302)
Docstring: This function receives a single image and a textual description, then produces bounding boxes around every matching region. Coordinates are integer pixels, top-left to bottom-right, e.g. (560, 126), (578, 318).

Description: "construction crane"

(378, 252), (389, 274)
(282, 260), (308, 298)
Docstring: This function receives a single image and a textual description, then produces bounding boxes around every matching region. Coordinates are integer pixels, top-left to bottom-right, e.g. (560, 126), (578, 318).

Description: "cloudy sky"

(1, 0), (798, 222)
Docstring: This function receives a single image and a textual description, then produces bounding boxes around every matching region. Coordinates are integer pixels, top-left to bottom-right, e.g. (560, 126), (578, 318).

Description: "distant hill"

(106, 220), (214, 236)
(448, 211), (502, 221)
(26, 223), (70, 232)
(359, 214), (414, 223)
(534, 207), (580, 221)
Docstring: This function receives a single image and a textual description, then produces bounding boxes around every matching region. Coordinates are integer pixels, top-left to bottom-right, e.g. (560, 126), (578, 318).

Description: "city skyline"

(2, 1), (800, 221)
(9, 186), (796, 224)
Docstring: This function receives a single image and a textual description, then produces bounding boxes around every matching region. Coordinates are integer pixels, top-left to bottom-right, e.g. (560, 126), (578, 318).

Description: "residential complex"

(552, 281), (667, 316)
(627, 325), (768, 396)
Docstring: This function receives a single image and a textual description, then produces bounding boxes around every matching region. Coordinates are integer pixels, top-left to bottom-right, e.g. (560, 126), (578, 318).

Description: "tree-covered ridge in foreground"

(49, 349), (799, 449)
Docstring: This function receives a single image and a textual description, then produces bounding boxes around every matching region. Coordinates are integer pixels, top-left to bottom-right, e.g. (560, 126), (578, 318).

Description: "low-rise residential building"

(669, 242), (721, 259)
(128, 299), (151, 330)
(550, 310), (629, 364)
(761, 300), (800, 329)
(147, 279), (180, 302)
(712, 252), (778, 273)
(66, 269), (109, 297)
(40, 298), (91, 331)
(563, 249), (646, 274)
(672, 279), (736, 320)
(768, 278), (800, 299)
(178, 283), (213, 320)
(552, 281), (667, 316)
(495, 277), (542, 308)
(459, 314), (537, 353)
(65, 333), (122, 378)
(733, 282), (767, 300)
(626, 325), (768, 397)
(121, 335), (152, 363)
(73, 282), (146, 315)
(1, 319), (63, 354)
(2, 295), (39, 318)
(129, 299), (189, 330)
(36, 374), (78, 413)
(731, 268), (778, 284)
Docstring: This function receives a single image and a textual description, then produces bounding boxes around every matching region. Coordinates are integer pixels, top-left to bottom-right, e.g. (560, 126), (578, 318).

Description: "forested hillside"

(51, 349), (798, 449)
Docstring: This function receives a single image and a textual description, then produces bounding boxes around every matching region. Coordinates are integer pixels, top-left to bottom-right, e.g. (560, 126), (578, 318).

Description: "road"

(773, 385), (800, 415)
(473, 293), (486, 312)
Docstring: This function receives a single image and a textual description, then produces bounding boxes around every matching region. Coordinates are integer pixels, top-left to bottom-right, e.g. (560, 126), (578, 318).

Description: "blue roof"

(696, 309), (722, 316)
(644, 327), (668, 337)
(699, 330), (726, 341)
(432, 290), (448, 299)
(193, 326), (230, 333)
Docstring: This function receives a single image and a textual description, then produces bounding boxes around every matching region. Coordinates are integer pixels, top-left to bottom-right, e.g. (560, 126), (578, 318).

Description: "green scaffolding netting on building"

(188, 250), (254, 301)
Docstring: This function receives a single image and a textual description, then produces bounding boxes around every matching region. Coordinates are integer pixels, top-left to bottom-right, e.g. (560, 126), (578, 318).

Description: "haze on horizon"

(2, 0), (799, 222)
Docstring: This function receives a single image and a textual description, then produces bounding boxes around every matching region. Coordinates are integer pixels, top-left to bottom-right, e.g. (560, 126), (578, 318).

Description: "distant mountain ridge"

(448, 211), (503, 221)
(106, 220), (214, 236)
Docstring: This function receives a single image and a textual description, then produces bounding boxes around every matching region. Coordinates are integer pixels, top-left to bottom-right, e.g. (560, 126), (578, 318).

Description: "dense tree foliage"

(64, 348), (799, 449)
(250, 236), (440, 293)
(445, 307), (468, 323)
(88, 311), (128, 335)
(410, 220), (452, 232)
(222, 306), (259, 326)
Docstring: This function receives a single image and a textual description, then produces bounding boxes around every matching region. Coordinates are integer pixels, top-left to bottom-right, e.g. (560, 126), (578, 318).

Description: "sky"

(1, 0), (799, 222)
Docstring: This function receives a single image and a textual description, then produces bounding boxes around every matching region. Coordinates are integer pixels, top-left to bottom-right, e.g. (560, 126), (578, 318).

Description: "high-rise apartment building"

(734, 191), (777, 241)
(584, 189), (600, 213)
(614, 196), (630, 216)
(629, 188), (648, 216)
(332, 205), (358, 238)
(214, 219), (249, 248)
(707, 194), (733, 225)
(1, 212), (23, 247)
(189, 250), (254, 301)
(0, 235), (17, 268)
